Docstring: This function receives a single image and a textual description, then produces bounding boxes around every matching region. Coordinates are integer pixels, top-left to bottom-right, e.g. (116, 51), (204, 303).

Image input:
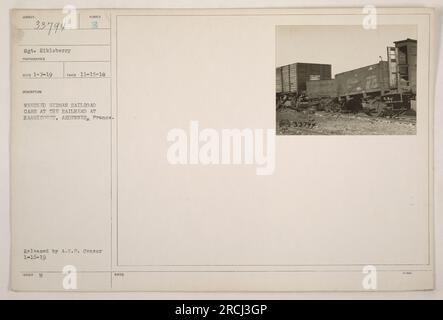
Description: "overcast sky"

(276, 25), (417, 76)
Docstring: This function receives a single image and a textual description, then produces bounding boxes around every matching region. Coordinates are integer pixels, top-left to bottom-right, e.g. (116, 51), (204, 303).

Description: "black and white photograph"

(276, 25), (417, 135)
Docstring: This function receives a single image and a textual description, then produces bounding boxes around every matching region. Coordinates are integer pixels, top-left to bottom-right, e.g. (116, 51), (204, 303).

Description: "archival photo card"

(9, 8), (434, 292)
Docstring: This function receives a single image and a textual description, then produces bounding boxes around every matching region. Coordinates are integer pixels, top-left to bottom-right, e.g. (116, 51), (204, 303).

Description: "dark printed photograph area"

(276, 26), (417, 135)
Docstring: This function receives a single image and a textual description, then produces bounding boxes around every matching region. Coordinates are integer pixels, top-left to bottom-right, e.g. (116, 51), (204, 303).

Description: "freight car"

(276, 63), (332, 111)
(276, 63), (332, 94)
(278, 38), (417, 114)
(334, 42), (415, 112)
(326, 39), (415, 112)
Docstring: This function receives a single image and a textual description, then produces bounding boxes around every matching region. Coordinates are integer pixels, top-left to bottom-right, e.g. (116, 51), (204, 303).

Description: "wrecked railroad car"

(277, 38), (417, 111)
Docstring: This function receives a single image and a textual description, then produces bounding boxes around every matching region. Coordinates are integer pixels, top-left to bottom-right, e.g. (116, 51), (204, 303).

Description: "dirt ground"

(276, 109), (416, 135)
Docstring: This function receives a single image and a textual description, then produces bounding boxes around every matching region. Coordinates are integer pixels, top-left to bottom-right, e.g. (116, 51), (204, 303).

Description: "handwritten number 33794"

(34, 20), (65, 35)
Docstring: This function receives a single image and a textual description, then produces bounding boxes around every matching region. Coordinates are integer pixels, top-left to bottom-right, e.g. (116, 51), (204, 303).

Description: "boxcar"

(276, 62), (332, 94)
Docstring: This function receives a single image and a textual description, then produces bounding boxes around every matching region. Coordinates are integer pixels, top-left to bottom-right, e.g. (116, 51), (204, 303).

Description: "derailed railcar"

(276, 63), (333, 110)
(333, 39), (417, 111)
(335, 59), (414, 111)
